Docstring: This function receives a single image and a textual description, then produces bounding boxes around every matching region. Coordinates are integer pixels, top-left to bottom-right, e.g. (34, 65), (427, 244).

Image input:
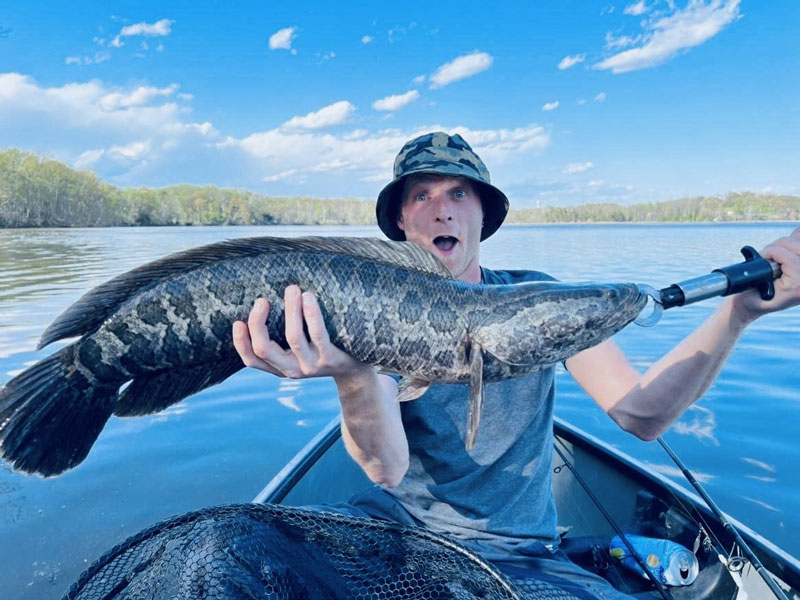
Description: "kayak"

(254, 414), (800, 599)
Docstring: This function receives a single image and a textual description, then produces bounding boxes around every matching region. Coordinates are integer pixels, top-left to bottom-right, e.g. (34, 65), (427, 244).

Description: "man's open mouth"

(433, 235), (459, 252)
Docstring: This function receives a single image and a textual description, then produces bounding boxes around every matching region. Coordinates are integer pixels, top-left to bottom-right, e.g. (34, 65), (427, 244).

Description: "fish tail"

(0, 345), (118, 477)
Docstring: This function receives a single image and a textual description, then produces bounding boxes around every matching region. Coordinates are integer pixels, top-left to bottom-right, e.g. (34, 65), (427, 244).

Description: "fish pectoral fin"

(396, 378), (432, 403)
(465, 342), (484, 451)
(113, 356), (243, 417)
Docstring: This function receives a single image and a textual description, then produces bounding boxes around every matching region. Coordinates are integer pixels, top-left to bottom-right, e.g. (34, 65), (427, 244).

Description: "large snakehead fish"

(0, 236), (646, 477)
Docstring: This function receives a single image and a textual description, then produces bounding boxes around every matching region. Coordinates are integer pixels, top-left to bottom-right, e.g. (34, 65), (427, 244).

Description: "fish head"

(472, 282), (647, 367)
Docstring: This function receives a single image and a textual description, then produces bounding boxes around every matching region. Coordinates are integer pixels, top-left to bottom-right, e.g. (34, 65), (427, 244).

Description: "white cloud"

(372, 90), (420, 112)
(310, 159), (354, 172)
(411, 74), (426, 86)
(237, 124), (549, 190)
(0, 71), (553, 199)
(624, 1), (649, 15)
(594, 0), (741, 74)
(594, 92), (607, 102)
(109, 140), (151, 161)
(429, 51), (493, 89)
(342, 128), (368, 140)
(0, 72), (218, 183)
(263, 169), (299, 182)
(74, 148), (105, 168)
(65, 51), (110, 66)
(604, 31), (642, 50)
(563, 161), (593, 174)
(444, 125), (550, 161)
(281, 100), (355, 130)
(558, 54), (585, 70)
(361, 35), (373, 44)
(111, 18), (173, 48)
(542, 101), (559, 111)
(387, 22), (417, 44)
(120, 19), (173, 37)
(100, 83), (179, 110)
(269, 26), (297, 51)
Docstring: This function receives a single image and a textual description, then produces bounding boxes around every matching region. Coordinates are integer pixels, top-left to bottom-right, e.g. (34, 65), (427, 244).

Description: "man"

(232, 132), (800, 598)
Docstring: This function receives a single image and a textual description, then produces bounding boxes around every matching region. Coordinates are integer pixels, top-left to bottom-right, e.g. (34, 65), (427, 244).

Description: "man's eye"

(415, 193), (428, 202)
(454, 189), (466, 199)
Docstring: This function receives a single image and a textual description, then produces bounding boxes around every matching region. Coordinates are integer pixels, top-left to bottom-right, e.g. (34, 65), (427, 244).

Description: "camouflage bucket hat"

(376, 132), (509, 242)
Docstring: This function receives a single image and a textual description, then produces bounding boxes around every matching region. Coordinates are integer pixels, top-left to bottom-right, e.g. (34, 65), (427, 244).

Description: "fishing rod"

(629, 243), (790, 598)
(552, 441), (675, 600)
(634, 245), (782, 327)
(656, 438), (791, 600)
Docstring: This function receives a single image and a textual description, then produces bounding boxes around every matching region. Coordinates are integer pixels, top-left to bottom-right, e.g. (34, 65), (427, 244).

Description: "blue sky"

(1, 0), (798, 207)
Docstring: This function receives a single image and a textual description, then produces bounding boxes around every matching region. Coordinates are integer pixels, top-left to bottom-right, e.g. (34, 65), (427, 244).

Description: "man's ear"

(396, 211), (405, 232)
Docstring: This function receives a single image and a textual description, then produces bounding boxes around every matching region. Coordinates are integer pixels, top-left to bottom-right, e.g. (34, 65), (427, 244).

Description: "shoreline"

(2, 220), (798, 231)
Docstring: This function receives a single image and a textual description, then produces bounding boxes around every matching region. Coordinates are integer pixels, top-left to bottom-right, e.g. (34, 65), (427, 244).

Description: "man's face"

(396, 175), (483, 283)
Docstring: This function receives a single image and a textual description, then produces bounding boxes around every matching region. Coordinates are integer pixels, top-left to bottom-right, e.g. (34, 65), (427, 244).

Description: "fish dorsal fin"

(38, 236), (452, 348)
(299, 237), (454, 279)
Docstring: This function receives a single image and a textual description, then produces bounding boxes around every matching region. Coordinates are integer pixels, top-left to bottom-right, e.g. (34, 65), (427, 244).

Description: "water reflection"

(639, 460), (714, 484)
(673, 405), (718, 445)
(741, 457), (777, 473)
(740, 496), (780, 512)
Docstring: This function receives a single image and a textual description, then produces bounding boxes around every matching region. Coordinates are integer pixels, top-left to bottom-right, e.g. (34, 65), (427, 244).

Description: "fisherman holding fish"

(232, 132), (800, 598)
(1, 133), (798, 597)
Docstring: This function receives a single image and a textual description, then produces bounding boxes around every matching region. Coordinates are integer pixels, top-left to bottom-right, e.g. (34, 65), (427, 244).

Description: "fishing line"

(552, 439), (674, 600)
(657, 436), (791, 600)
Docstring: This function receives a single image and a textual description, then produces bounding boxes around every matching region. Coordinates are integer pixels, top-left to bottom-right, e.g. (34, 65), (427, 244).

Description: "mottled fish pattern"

(0, 236), (645, 476)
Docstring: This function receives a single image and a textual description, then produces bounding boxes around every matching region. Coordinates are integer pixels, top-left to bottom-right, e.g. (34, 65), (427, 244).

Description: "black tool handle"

(713, 245), (777, 300)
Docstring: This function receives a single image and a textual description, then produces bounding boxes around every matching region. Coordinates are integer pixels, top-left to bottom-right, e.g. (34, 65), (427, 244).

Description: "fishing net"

(62, 502), (582, 600)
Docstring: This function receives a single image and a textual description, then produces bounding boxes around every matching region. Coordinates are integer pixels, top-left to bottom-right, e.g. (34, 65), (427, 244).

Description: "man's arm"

(566, 229), (800, 440)
(232, 285), (409, 487)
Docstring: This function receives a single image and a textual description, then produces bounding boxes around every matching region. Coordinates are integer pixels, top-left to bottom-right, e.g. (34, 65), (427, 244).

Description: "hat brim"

(376, 171), (509, 242)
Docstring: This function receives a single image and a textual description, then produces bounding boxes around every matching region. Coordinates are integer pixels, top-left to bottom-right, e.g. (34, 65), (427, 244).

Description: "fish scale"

(0, 236), (645, 476)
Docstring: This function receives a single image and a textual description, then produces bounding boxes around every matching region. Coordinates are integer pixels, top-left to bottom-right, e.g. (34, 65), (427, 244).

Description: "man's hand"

(730, 227), (800, 324)
(232, 285), (409, 485)
(232, 284), (370, 380)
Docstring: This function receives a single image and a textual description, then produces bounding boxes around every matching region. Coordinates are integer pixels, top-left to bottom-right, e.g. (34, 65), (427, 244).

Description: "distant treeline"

(1, 148), (797, 228)
(506, 194), (799, 224)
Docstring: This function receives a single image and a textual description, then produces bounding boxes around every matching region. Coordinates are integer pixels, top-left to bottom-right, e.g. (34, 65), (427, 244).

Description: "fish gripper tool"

(635, 245), (782, 327)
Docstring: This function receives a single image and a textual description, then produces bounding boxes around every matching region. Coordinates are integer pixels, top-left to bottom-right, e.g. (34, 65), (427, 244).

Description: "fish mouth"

(432, 235), (459, 253)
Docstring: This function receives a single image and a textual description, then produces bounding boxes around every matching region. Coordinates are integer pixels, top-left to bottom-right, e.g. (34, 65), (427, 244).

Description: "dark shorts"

(305, 486), (634, 600)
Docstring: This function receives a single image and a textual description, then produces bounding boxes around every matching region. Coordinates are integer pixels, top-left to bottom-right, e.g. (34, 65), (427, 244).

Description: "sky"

(1, 0), (798, 208)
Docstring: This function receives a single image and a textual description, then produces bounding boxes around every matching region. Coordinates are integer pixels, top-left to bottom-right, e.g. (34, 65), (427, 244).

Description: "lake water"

(1, 223), (798, 599)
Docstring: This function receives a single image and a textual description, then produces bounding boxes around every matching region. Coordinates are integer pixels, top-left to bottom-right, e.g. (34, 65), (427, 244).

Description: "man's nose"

(430, 196), (453, 221)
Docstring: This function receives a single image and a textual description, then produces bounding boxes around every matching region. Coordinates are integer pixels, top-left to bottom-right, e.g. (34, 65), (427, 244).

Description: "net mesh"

(62, 503), (581, 600)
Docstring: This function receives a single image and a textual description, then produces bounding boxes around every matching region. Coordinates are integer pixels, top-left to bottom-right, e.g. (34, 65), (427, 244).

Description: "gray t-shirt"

(383, 266), (560, 551)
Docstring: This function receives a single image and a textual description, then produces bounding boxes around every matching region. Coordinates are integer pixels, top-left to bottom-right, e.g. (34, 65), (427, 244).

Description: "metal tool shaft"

(666, 260), (781, 308)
